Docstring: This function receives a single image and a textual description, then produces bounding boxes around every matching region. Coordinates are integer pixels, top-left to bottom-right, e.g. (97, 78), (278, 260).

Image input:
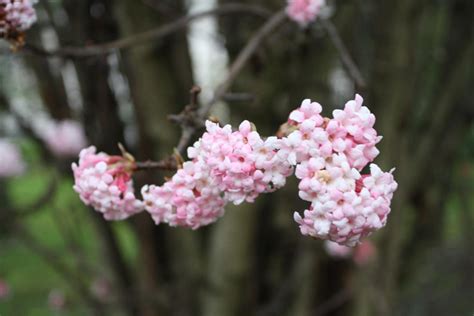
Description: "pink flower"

(0, 139), (26, 178)
(142, 121), (293, 229)
(324, 240), (353, 258)
(142, 160), (226, 229)
(72, 146), (143, 220)
(294, 160), (397, 246)
(328, 94), (382, 170)
(284, 95), (396, 245)
(286, 0), (326, 27)
(189, 120), (293, 205)
(0, 0), (37, 41)
(36, 119), (88, 157)
(142, 120), (294, 229)
(279, 99), (328, 165)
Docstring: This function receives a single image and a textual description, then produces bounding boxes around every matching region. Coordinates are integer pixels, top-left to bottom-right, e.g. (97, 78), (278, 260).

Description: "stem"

(320, 19), (366, 88)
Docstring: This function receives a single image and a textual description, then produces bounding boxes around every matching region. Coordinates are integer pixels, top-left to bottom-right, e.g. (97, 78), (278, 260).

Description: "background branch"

(19, 4), (270, 59)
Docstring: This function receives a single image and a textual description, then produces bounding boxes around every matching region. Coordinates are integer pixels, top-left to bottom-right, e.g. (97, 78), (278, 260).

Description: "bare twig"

(320, 19), (366, 88)
(19, 4), (271, 59)
(135, 159), (178, 171)
(202, 10), (287, 116)
(170, 10), (287, 156)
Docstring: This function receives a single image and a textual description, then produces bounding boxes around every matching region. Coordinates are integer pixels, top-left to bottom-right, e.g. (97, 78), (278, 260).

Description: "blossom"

(141, 120), (294, 229)
(0, 0), (37, 44)
(0, 139), (26, 178)
(189, 120), (293, 205)
(142, 160), (226, 229)
(327, 94), (382, 170)
(286, 0), (326, 27)
(287, 95), (397, 246)
(72, 146), (143, 220)
(279, 99), (328, 165)
(294, 160), (397, 246)
(36, 119), (87, 157)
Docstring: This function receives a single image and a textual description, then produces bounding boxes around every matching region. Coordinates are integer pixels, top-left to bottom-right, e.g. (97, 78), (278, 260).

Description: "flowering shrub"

(286, 0), (326, 27)
(0, 139), (26, 178)
(0, 0), (37, 45)
(72, 95), (397, 246)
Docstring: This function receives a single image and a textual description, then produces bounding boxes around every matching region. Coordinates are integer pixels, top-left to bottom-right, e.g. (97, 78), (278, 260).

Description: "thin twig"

(202, 10), (287, 116)
(135, 159), (178, 171)
(19, 4), (271, 59)
(172, 10), (287, 155)
(320, 19), (366, 88)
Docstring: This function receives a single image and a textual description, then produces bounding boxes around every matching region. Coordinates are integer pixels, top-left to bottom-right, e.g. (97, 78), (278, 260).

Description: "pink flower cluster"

(142, 161), (226, 229)
(0, 0), (36, 42)
(72, 146), (143, 220)
(142, 120), (293, 229)
(286, 0), (326, 27)
(289, 95), (397, 246)
(0, 139), (26, 178)
(36, 119), (88, 158)
(71, 94), (396, 244)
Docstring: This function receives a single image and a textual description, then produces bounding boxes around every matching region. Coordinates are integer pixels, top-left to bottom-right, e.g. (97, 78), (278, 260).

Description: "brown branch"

(320, 19), (366, 88)
(169, 10), (287, 156)
(135, 159), (178, 171)
(19, 4), (271, 59)
(201, 10), (287, 116)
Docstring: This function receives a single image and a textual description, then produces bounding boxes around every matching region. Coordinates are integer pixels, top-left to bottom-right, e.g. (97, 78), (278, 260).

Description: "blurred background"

(0, 0), (473, 315)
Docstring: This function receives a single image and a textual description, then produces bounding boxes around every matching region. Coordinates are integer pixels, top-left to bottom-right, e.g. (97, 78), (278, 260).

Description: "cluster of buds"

(0, 0), (37, 46)
(142, 120), (293, 229)
(72, 95), (397, 246)
(72, 146), (143, 220)
(283, 95), (397, 246)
